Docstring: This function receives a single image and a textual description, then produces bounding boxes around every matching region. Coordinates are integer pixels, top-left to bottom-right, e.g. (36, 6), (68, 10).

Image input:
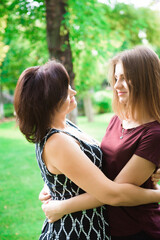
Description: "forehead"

(115, 62), (124, 76)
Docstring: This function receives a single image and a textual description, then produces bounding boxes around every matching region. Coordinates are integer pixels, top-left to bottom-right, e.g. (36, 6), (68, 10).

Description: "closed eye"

(114, 74), (125, 82)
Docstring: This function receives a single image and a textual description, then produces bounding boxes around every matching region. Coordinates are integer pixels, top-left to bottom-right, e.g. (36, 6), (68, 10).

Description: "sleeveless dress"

(36, 120), (110, 240)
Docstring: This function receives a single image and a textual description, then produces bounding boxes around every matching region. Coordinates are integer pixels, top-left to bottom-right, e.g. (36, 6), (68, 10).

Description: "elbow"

(103, 195), (124, 206)
(100, 187), (127, 206)
(108, 197), (124, 206)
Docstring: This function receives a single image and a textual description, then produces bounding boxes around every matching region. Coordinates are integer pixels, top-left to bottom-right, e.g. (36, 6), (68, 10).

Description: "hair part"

(14, 60), (70, 143)
(109, 46), (160, 122)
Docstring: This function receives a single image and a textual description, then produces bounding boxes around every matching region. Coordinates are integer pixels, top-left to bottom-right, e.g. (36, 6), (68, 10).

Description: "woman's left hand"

(42, 200), (65, 223)
(151, 168), (160, 187)
(39, 187), (51, 203)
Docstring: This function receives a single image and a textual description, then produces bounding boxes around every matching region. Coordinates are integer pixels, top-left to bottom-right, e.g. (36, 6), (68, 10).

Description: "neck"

(51, 113), (67, 130)
(122, 116), (155, 129)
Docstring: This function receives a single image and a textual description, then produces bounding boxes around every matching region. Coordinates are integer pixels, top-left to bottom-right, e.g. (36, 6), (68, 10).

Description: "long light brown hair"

(109, 46), (160, 122)
(14, 60), (69, 143)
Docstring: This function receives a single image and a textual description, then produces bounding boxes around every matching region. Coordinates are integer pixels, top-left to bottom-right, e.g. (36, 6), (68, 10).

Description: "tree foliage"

(0, 0), (160, 95)
(65, 1), (160, 95)
(1, 0), (48, 91)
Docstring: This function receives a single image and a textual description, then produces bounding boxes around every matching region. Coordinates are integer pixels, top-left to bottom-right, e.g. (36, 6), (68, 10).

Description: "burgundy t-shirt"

(101, 115), (160, 238)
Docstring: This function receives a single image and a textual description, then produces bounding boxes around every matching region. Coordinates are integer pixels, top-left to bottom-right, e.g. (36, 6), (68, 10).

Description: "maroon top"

(101, 115), (160, 238)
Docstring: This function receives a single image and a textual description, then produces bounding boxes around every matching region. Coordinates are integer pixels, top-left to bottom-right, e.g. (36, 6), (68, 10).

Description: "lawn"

(0, 121), (44, 240)
(0, 113), (113, 240)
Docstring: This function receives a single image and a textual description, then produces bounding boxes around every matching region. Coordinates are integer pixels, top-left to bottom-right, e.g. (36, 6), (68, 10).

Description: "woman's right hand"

(151, 168), (160, 187)
(42, 200), (65, 223)
(39, 186), (51, 203)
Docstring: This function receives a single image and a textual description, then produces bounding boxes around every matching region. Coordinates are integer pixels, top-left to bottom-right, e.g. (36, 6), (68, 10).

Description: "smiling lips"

(117, 91), (127, 96)
(70, 96), (75, 103)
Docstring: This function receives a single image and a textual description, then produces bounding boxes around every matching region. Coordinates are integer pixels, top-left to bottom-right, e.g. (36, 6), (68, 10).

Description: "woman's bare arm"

(43, 133), (160, 206)
(41, 150), (160, 222)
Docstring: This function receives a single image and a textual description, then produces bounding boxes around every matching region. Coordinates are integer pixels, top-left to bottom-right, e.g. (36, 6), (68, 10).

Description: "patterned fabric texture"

(36, 120), (110, 240)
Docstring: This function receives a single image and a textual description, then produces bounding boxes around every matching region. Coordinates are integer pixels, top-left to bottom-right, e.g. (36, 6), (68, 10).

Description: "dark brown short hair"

(109, 46), (160, 122)
(14, 60), (69, 143)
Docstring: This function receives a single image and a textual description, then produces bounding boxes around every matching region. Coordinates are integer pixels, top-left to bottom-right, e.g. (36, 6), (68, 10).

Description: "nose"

(71, 88), (77, 95)
(114, 78), (122, 90)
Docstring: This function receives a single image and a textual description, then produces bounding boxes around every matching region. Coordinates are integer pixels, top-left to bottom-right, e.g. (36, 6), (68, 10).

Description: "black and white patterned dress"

(36, 120), (110, 240)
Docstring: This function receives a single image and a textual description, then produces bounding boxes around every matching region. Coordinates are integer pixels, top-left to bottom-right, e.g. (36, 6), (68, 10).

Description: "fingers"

(41, 195), (51, 203)
(152, 183), (160, 190)
(151, 167), (160, 185)
(39, 191), (51, 202)
(151, 174), (160, 184)
(152, 173), (160, 180)
(41, 201), (51, 213)
(155, 168), (160, 174)
(41, 204), (54, 223)
(39, 194), (51, 201)
(41, 199), (66, 224)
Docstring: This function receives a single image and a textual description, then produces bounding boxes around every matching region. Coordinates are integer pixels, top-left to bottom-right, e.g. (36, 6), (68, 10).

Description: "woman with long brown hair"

(39, 47), (160, 240)
(14, 55), (160, 240)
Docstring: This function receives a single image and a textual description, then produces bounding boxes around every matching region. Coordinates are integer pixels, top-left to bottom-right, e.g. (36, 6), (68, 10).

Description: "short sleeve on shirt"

(135, 128), (160, 167)
(106, 115), (118, 130)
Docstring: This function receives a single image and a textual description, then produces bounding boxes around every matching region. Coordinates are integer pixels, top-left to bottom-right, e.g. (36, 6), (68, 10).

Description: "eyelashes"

(114, 77), (125, 82)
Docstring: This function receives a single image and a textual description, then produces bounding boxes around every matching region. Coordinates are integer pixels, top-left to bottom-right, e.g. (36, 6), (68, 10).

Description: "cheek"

(59, 98), (70, 112)
(65, 96), (70, 104)
(65, 98), (71, 110)
(124, 81), (129, 91)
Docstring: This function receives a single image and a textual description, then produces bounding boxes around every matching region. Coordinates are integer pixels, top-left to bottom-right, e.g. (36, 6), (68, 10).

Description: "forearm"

(110, 155), (160, 206)
(61, 193), (104, 215)
(41, 193), (104, 223)
(58, 183), (160, 210)
(46, 184), (160, 220)
(112, 183), (160, 206)
(61, 181), (160, 211)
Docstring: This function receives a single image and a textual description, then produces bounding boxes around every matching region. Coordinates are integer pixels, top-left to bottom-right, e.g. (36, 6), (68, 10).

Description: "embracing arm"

(42, 149), (160, 222)
(56, 155), (159, 210)
(43, 133), (160, 206)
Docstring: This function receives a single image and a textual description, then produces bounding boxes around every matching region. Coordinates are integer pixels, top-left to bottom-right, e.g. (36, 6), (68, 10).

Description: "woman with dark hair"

(39, 47), (160, 240)
(14, 57), (160, 240)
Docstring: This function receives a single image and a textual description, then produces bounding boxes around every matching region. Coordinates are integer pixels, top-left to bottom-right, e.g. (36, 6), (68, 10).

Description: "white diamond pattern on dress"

(36, 120), (110, 240)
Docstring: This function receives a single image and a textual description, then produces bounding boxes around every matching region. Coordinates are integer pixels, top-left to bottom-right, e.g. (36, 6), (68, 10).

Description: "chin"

(72, 100), (77, 108)
(119, 98), (128, 104)
(67, 103), (77, 114)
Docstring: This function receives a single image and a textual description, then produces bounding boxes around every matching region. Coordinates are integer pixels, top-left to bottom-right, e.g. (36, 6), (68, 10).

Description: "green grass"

(0, 121), (44, 240)
(0, 113), (113, 239)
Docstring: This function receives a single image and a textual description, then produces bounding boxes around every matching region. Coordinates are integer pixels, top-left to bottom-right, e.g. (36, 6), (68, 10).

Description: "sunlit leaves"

(1, 0), (160, 93)
(0, 16), (9, 67)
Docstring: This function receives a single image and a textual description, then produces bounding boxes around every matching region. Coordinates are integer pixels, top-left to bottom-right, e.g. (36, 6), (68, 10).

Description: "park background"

(0, 0), (160, 239)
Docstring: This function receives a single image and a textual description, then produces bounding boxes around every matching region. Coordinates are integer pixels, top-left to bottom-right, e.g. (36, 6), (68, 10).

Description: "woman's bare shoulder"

(45, 131), (79, 155)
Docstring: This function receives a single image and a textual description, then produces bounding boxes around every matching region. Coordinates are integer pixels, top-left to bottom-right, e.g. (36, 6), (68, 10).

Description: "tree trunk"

(0, 103), (4, 120)
(83, 92), (94, 122)
(45, 0), (76, 122)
